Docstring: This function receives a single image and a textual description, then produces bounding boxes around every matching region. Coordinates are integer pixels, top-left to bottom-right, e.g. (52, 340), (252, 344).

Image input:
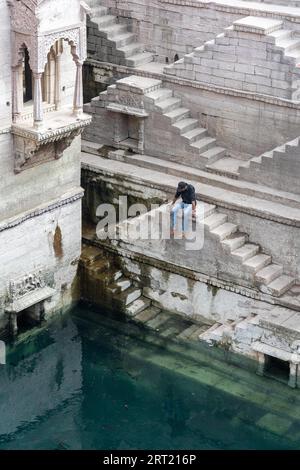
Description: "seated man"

(171, 181), (196, 237)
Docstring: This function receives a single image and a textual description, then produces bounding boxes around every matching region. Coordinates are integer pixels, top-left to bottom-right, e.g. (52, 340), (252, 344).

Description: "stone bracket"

(11, 116), (91, 173)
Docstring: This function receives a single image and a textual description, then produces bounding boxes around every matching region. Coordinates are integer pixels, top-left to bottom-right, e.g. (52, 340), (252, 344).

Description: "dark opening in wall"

(165, 57), (169, 64)
(23, 47), (33, 103)
(174, 54), (179, 62)
(17, 303), (44, 335)
(264, 355), (290, 384)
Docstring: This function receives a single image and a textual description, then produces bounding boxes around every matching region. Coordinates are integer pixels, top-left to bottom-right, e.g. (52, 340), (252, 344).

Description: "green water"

(0, 305), (300, 450)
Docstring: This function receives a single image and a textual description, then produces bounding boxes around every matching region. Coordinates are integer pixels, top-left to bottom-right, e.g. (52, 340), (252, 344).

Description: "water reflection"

(0, 306), (298, 450)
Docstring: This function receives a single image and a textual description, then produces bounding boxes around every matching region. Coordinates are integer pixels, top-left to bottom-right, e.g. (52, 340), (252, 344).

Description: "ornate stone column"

(33, 72), (44, 128)
(113, 113), (122, 144)
(55, 40), (63, 110)
(138, 119), (145, 154)
(73, 60), (83, 117)
(12, 65), (23, 123)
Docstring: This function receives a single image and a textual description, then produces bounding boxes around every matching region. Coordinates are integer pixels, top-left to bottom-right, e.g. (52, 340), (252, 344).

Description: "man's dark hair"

(178, 181), (187, 190)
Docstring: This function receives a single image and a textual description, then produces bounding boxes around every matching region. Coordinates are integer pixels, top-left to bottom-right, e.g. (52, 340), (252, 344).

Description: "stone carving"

(8, 0), (88, 72)
(117, 94), (144, 109)
(9, 271), (46, 301)
(12, 123), (88, 173)
(38, 27), (82, 71)
(7, 0), (39, 35)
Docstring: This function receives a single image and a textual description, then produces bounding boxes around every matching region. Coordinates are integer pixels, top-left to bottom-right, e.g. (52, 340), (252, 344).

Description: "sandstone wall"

(93, 0), (300, 63)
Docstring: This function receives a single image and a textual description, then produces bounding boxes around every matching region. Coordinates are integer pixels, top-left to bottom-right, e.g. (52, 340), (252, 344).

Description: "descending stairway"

(145, 87), (227, 169)
(196, 206), (294, 297)
(106, 202), (295, 298)
(87, 0), (153, 68)
(164, 17), (300, 100)
(239, 137), (300, 193)
(80, 243), (213, 339)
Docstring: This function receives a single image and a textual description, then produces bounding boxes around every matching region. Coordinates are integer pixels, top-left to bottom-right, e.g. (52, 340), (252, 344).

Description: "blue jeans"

(171, 202), (192, 232)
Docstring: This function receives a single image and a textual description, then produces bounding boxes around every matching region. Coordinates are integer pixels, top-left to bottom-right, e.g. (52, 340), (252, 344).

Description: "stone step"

(173, 118), (199, 134)
(182, 127), (208, 143)
(203, 212), (228, 230)
(164, 107), (191, 123)
(125, 296), (152, 317)
(125, 52), (154, 67)
(114, 32), (137, 48)
(232, 243), (260, 262)
(115, 287), (142, 306)
(176, 323), (200, 340)
(198, 322), (223, 343)
(110, 270), (123, 282)
(82, 139), (104, 156)
(160, 324), (184, 338)
(146, 88), (173, 103)
(285, 47), (300, 59)
(107, 277), (132, 294)
(195, 202), (216, 220)
(210, 222), (238, 240)
(269, 29), (292, 44)
(233, 17), (283, 35)
(276, 37), (300, 53)
(263, 275), (295, 297)
(190, 137), (217, 153)
(93, 14), (116, 28)
(80, 245), (104, 265)
(90, 5), (108, 16)
(146, 312), (171, 330)
(206, 157), (248, 178)
(189, 325), (211, 341)
(117, 42), (144, 58)
(135, 306), (161, 323)
(222, 233), (247, 252)
(256, 264), (283, 284)
(200, 146), (227, 164)
(156, 97), (182, 113)
(101, 23), (128, 38)
(243, 253), (272, 272)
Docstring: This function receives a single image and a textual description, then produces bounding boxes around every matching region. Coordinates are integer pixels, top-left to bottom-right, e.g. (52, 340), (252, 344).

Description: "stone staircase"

(239, 137), (300, 195)
(145, 86), (227, 168)
(104, 201), (295, 298)
(164, 16), (300, 100)
(80, 243), (213, 339)
(193, 207), (295, 297)
(87, 0), (153, 68)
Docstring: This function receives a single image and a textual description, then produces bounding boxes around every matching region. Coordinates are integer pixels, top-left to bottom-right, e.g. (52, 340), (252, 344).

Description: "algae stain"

(53, 225), (64, 259)
(208, 284), (219, 297)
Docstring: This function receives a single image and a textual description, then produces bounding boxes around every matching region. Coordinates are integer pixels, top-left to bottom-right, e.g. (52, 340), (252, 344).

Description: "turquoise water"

(0, 305), (300, 450)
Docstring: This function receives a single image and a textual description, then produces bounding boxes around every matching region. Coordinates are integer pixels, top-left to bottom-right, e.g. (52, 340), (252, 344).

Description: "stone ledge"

(83, 235), (300, 312)
(87, 58), (300, 109)
(81, 156), (300, 228)
(233, 16), (283, 34)
(160, 0), (300, 22)
(253, 340), (300, 363)
(0, 187), (84, 234)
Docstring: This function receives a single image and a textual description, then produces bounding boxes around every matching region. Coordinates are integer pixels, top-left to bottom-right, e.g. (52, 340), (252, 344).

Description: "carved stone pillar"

(289, 362), (298, 388)
(55, 52), (62, 110)
(49, 52), (56, 104)
(73, 61), (83, 117)
(33, 73), (44, 128)
(114, 113), (122, 144)
(138, 119), (145, 154)
(12, 65), (23, 123)
(256, 352), (265, 376)
(9, 313), (18, 337)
